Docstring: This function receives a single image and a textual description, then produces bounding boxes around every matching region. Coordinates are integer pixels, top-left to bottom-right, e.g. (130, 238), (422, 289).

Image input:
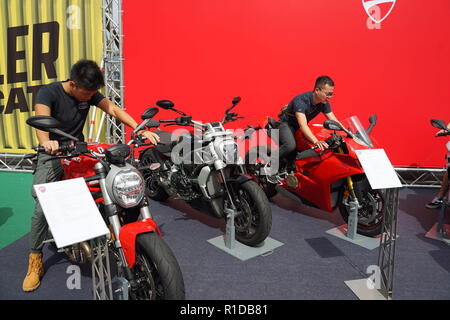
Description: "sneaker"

(426, 197), (443, 209)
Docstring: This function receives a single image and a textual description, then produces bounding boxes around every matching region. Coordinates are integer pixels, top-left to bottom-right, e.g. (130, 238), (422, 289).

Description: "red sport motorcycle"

(25, 107), (185, 300)
(245, 115), (385, 237)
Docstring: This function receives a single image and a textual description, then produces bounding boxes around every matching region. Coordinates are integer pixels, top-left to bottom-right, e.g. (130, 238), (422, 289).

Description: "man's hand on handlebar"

(140, 130), (160, 145)
(314, 140), (329, 151)
(436, 128), (450, 137)
(41, 140), (60, 155)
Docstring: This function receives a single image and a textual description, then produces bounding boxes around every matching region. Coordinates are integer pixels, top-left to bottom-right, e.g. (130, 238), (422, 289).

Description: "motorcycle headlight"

(111, 169), (145, 208)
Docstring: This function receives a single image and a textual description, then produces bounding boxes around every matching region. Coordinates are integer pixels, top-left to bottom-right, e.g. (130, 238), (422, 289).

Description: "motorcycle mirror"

(26, 115), (62, 131)
(366, 114), (378, 135)
(232, 96), (241, 105)
(156, 100), (174, 110)
(431, 119), (448, 130)
(146, 119), (160, 128)
(225, 96), (241, 114)
(141, 107), (159, 120)
(323, 120), (344, 131)
(26, 116), (79, 141)
(368, 114), (378, 125)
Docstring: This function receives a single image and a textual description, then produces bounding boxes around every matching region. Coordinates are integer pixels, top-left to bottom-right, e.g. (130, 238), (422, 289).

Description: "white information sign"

(355, 149), (402, 190)
(34, 178), (109, 248)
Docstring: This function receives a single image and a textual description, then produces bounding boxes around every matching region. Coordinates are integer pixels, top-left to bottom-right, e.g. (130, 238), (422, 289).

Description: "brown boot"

(22, 253), (44, 292)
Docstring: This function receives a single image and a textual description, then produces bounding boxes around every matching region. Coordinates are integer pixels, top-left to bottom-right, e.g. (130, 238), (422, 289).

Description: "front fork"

(95, 163), (149, 288)
(95, 163), (128, 268)
(337, 146), (358, 201)
(219, 168), (238, 212)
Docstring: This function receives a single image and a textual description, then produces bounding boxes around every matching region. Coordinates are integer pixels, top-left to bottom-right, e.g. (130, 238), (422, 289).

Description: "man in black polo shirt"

(276, 75), (341, 177)
(22, 59), (160, 292)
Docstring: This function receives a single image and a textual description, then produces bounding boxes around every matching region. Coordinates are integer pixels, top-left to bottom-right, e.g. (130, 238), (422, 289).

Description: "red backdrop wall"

(122, 0), (450, 167)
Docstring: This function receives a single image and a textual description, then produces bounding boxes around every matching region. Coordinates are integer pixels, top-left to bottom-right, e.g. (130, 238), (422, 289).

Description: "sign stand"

(345, 188), (399, 300)
(91, 237), (114, 300)
(337, 150), (401, 299)
(34, 179), (114, 300)
(326, 198), (381, 250)
(208, 207), (284, 261)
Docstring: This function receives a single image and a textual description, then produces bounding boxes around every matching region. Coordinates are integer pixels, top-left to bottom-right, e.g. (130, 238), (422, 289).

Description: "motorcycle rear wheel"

(233, 180), (272, 246)
(338, 174), (384, 237)
(129, 232), (185, 300)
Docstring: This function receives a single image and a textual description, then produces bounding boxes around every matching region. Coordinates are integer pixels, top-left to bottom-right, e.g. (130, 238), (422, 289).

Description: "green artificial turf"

(0, 172), (34, 249)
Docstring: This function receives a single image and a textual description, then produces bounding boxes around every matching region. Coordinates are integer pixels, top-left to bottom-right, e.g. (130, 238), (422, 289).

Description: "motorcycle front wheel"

(338, 174), (384, 237)
(129, 232), (185, 300)
(232, 180), (272, 246)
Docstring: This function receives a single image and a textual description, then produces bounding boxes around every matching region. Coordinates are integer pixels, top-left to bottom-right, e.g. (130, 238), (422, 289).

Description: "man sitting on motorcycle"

(22, 59), (160, 292)
(426, 122), (450, 209)
(268, 75), (341, 183)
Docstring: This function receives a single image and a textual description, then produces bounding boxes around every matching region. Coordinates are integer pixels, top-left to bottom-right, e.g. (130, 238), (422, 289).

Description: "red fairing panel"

(119, 219), (162, 268)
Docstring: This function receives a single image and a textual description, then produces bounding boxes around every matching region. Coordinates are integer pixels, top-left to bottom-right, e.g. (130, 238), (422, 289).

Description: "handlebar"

(223, 114), (245, 124)
(159, 116), (193, 125)
(32, 142), (95, 164)
(34, 144), (76, 154)
(32, 145), (103, 181)
(128, 134), (156, 148)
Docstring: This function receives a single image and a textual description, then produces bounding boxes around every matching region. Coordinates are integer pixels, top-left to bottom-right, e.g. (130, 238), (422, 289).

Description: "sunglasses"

(320, 88), (334, 97)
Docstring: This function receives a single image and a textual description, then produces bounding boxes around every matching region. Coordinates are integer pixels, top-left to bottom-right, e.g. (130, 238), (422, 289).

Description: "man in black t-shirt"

(22, 59), (160, 292)
(34, 60), (159, 154)
(275, 76), (341, 178)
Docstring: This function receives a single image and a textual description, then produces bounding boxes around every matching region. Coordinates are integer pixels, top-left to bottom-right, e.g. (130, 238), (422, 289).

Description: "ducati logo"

(362, 0), (396, 24)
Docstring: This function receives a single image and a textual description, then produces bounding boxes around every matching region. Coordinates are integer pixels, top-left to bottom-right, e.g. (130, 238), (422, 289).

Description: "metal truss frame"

(395, 167), (445, 188)
(91, 237), (114, 300)
(103, 0), (125, 144)
(0, 153), (34, 172)
(377, 188), (399, 300)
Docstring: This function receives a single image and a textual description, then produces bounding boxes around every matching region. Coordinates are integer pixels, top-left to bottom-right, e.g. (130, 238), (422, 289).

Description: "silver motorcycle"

(139, 97), (272, 246)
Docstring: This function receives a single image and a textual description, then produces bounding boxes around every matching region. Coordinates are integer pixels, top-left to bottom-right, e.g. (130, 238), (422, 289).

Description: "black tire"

(244, 145), (277, 199)
(130, 232), (185, 300)
(338, 174), (384, 237)
(140, 149), (170, 201)
(233, 180), (272, 246)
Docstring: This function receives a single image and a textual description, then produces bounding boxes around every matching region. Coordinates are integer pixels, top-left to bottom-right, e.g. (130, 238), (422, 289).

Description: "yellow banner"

(0, 0), (104, 154)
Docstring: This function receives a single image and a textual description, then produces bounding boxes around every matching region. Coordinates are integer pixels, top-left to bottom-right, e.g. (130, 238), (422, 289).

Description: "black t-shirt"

(280, 91), (332, 128)
(35, 81), (105, 142)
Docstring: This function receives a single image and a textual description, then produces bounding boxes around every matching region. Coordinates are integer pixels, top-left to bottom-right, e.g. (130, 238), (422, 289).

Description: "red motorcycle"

(245, 115), (385, 237)
(26, 107), (185, 300)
